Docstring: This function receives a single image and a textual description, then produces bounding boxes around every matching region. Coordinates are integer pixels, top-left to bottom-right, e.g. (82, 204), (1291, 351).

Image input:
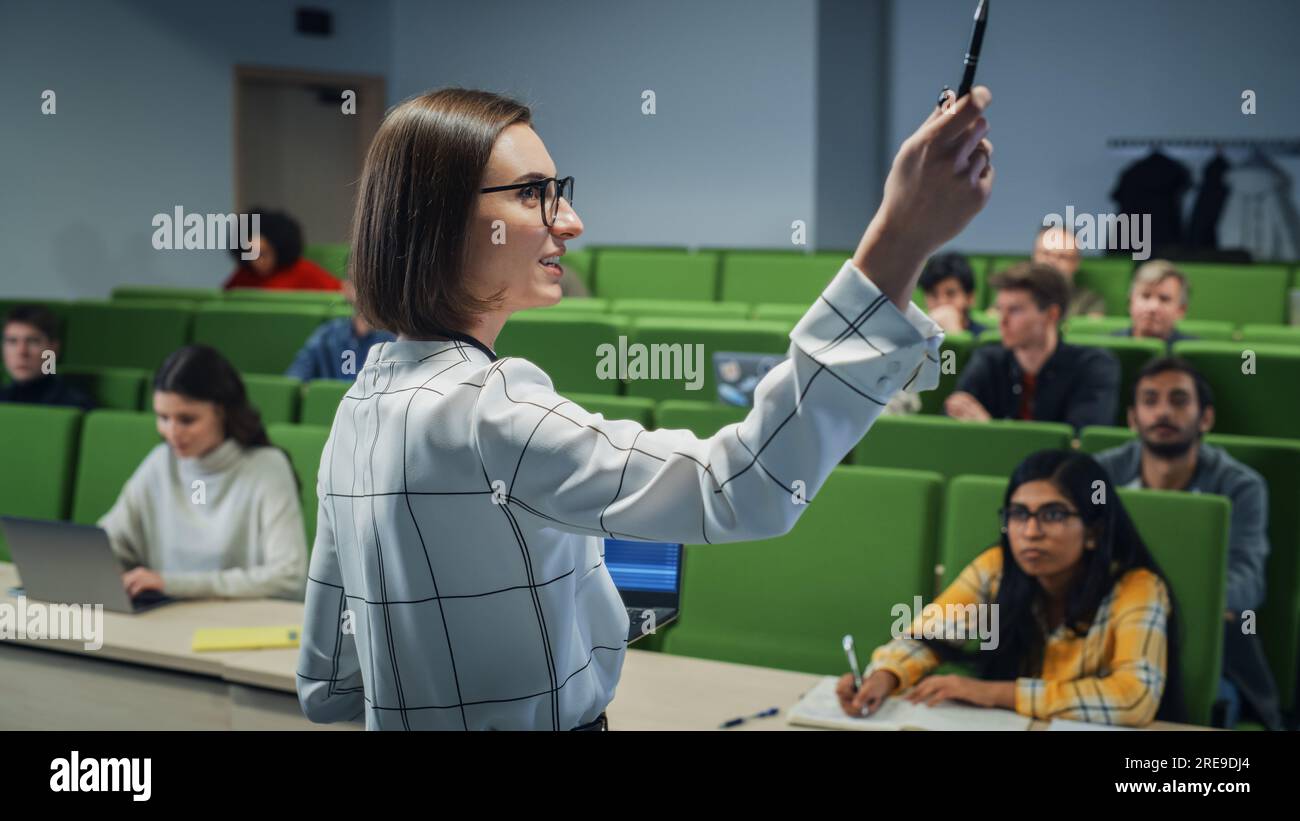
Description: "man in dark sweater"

(945, 262), (1119, 432)
(1092, 357), (1280, 729)
(0, 305), (94, 410)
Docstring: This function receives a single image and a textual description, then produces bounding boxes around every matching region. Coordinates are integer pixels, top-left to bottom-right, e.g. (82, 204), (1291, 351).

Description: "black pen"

(938, 0), (989, 109)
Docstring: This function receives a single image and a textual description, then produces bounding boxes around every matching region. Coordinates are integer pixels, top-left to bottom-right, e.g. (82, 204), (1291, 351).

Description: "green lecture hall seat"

(191, 302), (328, 376)
(62, 300), (193, 371)
(243, 374), (302, 425)
(1239, 323), (1300, 347)
(654, 400), (747, 438)
(659, 466), (944, 675)
(1080, 426), (1300, 722)
(1171, 340), (1300, 438)
(1176, 319), (1237, 342)
(0, 405), (81, 561)
(517, 297), (609, 317)
(939, 475), (1230, 725)
(853, 415), (1073, 478)
(109, 285), (221, 304)
(592, 250), (719, 301)
(563, 393), (655, 428)
(495, 313), (629, 395)
(719, 254), (840, 305)
(70, 411), (161, 525)
(267, 423), (330, 549)
(302, 243), (349, 279)
(1177, 263), (1291, 325)
(1075, 256), (1135, 315)
(62, 366), (148, 411)
(300, 379), (353, 427)
(223, 288), (347, 308)
(608, 299), (750, 321)
(917, 329), (976, 415)
(623, 317), (788, 402)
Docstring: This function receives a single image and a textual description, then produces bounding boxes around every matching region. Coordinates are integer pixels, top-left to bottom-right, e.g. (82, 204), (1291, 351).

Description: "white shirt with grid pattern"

(296, 258), (944, 730)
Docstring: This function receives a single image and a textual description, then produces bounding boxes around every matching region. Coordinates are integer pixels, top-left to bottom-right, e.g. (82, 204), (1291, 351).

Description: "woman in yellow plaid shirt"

(838, 449), (1187, 726)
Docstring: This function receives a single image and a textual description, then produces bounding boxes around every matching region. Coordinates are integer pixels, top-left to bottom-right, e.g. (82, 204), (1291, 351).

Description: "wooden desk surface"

(0, 563), (1208, 730)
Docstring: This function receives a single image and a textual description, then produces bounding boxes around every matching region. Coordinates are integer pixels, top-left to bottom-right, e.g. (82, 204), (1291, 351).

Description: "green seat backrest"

(0, 405), (81, 561)
(1239, 324), (1300, 347)
(300, 379), (352, 427)
(562, 248), (594, 291)
(192, 303), (328, 376)
(609, 300), (750, 321)
(62, 300), (193, 371)
(854, 415), (1072, 478)
(655, 400), (747, 438)
(1062, 335), (1165, 426)
(495, 314), (629, 395)
(1063, 316), (1130, 336)
(515, 298), (609, 317)
(71, 411), (161, 525)
(266, 423), (330, 550)
(302, 243), (349, 279)
(223, 288), (347, 308)
(593, 251), (719, 301)
(940, 475), (1229, 725)
(243, 374), (302, 425)
(1177, 264), (1290, 325)
(624, 318), (788, 402)
(1176, 319), (1237, 342)
(109, 286), (221, 304)
(62, 366), (148, 410)
(752, 304), (806, 330)
(564, 393), (655, 428)
(1077, 425), (1134, 455)
(660, 466), (944, 674)
(1075, 256), (1135, 316)
(719, 254), (840, 305)
(1172, 341), (1300, 438)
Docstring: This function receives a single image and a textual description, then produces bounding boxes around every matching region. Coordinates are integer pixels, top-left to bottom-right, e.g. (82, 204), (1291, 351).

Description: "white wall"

(0, 0), (391, 299)
(390, 0), (819, 252)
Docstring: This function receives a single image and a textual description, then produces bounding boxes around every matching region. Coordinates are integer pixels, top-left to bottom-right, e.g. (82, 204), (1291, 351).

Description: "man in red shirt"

(223, 208), (342, 291)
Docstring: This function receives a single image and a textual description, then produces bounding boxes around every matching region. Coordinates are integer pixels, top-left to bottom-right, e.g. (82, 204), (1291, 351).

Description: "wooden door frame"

(232, 65), (386, 219)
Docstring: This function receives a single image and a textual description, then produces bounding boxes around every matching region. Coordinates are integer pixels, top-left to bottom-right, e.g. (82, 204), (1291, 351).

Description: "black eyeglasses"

(999, 503), (1081, 529)
(479, 175), (575, 227)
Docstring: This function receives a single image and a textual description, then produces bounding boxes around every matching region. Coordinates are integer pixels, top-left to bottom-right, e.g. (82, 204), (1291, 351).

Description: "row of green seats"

(8, 401), (1297, 724)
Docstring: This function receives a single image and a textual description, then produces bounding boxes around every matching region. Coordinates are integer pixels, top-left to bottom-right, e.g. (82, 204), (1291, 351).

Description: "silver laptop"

(1, 516), (174, 614)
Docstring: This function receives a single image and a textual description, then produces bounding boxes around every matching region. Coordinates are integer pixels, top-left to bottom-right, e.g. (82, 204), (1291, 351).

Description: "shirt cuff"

(160, 571), (209, 599)
(1014, 677), (1043, 717)
(789, 258), (946, 400)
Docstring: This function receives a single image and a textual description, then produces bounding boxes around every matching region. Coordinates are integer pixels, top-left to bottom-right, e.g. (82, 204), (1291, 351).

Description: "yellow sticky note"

(191, 625), (302, 652)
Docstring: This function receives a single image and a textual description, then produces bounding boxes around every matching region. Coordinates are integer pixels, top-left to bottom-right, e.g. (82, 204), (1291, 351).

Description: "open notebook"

(787, 676), (1032, 731)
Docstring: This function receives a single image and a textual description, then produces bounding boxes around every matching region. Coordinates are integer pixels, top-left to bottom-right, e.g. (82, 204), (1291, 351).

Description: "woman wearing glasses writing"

(838, 450), (1187, 726)
(297, 86), (995, 730)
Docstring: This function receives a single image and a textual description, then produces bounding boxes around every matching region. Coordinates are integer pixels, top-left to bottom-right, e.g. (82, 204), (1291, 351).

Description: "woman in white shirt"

(100, 344), (308, 601)
(297, 85), (995, 730)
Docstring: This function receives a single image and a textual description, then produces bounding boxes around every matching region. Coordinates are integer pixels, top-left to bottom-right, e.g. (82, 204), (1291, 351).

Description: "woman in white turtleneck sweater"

(98, 345), (308, 600)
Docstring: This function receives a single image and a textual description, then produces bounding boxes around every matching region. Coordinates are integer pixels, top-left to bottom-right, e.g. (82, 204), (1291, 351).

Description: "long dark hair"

(946, 450), (1187, 722)
(152, 345), (298, 490)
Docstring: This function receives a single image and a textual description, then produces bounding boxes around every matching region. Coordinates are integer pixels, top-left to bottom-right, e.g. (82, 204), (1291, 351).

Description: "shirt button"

(1012, 383), (1022, 394)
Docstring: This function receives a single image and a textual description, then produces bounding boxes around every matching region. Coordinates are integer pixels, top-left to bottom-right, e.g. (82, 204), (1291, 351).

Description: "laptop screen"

(604, 539), (681, 607)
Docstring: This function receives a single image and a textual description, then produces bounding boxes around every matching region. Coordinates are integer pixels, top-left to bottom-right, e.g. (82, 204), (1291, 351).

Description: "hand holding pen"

(938, 0), (988, 111)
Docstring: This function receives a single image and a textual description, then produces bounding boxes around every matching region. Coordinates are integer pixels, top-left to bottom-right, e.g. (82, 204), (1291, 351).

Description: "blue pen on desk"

(719, 707), (779, 729)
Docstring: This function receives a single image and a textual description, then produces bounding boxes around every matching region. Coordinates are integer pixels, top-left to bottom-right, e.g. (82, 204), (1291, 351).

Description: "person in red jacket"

(223, 207), (342, 291)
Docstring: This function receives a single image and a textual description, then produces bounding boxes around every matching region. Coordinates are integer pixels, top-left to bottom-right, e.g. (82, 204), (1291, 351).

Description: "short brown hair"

(3, 304), (61, 342)
(989, 261), (1070, 316)
(350, 88), (532, 336)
